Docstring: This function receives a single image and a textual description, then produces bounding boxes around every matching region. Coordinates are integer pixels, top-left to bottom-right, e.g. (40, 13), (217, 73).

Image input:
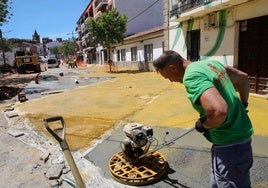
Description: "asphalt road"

(21, 66), (113, 101)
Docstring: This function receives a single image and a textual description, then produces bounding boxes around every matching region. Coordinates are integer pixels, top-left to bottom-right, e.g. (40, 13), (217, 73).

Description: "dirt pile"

(0, 86), (20, 100)
(0, 73), (35, 100)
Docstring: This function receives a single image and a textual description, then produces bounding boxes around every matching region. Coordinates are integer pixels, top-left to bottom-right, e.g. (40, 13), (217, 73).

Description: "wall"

(112, 36), (163, 71)
(169, 21), (187, 58)
(168, 0), (268, 66)
(115, 0), (163, 36)
(0, 49), (18, 66)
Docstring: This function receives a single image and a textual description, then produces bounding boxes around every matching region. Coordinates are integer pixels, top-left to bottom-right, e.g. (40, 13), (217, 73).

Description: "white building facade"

(166, 0), (268, 94)
(112, 27), (164, 71)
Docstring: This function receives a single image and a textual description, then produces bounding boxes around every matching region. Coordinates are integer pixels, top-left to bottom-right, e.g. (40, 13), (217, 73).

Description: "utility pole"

(0, 29), (6, 65)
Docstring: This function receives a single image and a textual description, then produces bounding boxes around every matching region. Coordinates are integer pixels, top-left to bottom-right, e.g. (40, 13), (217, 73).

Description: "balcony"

(94, 11), (102, 20)
(76, 26), (81, 33)
(82, 39), (95, 52)
(84, 13), (89, 21)
(170, 0), (216, 17)
(108, 0), (113, 6)
(82, 33), (90, 42)
(170, 0), (250, 21)
(95, 0), (108, 10)
(85, 12), (93, 23)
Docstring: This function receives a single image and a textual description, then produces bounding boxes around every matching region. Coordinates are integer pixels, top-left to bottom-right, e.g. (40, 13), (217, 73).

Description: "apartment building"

(76, 0), (163, 67)
(166, 0), (268, 94)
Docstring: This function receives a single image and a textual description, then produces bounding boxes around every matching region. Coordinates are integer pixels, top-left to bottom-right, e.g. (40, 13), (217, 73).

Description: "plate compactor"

(108, 123), (195, 186)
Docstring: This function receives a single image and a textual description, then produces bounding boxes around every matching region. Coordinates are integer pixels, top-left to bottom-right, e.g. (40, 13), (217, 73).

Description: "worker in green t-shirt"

(153, 50), (253, 188)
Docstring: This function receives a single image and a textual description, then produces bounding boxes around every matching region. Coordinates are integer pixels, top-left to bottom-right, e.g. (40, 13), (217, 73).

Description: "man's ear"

(168, 64), (178, 72)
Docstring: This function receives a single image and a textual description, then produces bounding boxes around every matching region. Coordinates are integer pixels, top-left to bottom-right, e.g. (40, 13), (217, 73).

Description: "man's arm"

(199, 88), (228, 129)
(225, 65), (250, 104)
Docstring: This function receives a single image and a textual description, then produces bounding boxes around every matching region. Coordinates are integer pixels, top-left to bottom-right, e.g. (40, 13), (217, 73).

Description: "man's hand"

(195, 118), (207, 133)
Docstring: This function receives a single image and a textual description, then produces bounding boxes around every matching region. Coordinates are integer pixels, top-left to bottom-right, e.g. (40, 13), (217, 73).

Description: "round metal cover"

(108, 151), (167, 186)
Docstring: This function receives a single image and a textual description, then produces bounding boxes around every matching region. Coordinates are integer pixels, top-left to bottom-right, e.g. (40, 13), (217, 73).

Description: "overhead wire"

(127, 0), (161, 23)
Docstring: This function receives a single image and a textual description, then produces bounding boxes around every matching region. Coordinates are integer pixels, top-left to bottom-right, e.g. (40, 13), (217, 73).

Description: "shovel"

(44, 116), (86, 188)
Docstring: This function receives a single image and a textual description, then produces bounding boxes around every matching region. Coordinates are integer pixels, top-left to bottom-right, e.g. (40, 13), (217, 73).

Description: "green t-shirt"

(183, 60), (253, 145)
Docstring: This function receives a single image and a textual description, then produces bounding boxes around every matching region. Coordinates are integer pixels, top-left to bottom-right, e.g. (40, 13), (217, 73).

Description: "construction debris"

(49, 179), (63, 188)
(8, 128), (24, 138)
(4, 107), (14, 112)
(45, 163), (65, 180)
(41, 90), (65, 95)
(62, 166), (71, 174)
(40, 151), (50, 163)
(6, 112), (19, 118)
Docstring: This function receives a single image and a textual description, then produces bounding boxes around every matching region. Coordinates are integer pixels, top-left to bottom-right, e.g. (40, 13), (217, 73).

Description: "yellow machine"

(15, 50), (41, 74)
(109, 123), (195, 186)
(109, 123), (168, 186)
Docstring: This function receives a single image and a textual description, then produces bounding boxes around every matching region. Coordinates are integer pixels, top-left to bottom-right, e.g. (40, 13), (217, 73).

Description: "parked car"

(39, 56), (48, 62)
(47, 58), (60, 68)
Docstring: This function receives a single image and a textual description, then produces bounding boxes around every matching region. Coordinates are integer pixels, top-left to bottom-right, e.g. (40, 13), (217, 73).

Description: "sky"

(1, 0), (91, 40)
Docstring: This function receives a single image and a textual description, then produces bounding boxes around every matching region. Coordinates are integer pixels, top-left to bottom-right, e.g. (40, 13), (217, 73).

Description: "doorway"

(187, 29), (200, 61)
(238, 15), (268, 94)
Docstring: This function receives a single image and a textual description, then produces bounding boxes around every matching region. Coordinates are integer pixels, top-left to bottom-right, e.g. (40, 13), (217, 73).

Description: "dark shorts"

(211, 138), (253, 188)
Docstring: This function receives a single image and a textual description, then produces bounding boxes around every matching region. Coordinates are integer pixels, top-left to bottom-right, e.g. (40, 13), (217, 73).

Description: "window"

(120, 49), (126, 61)
(144, 44), (153, 61)
(131, 47), (137, 61)
(117, 50), (120, 61)
(209, 13), (218, 27)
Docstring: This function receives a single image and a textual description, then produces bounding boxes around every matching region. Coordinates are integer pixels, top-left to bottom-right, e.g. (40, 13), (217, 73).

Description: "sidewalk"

(0, 112), (51, 188)
(11, 65), (268, 187)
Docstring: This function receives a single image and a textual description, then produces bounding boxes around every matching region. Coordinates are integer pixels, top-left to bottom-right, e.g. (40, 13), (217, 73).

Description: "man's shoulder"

(187, 60), (224, 70)
(194, 59), (222, 65)
(184, 60), (223, 81)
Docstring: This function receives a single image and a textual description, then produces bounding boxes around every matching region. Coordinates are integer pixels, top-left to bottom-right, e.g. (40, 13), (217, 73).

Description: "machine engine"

(121, 123), (153, 163)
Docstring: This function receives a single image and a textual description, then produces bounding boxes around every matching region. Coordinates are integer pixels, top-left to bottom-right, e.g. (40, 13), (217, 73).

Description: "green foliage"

(50, 46), (60, 56)
(86, 8), (127, 49)
(58, 39), (77, 59)
(0, 0), (13, 26)
(0, 37), (13, 52)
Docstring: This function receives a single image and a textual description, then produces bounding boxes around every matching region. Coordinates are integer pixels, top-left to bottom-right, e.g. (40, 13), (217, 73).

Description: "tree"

(50, 46), (60, 58)
(0, 37), (13, 65)
(86, 8), (127, 72)
(0, 37), (12, 51)
(0, 0), (13, 65)
(0, 0), (13, 26)
(58, 39), (77, 60)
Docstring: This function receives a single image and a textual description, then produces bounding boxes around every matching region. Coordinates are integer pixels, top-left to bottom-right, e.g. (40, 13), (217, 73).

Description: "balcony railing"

(94, 11), (102, 20)
(170, 0), (216, 17)
(95, 0), (108, 10)
(76, 25), (82, 33)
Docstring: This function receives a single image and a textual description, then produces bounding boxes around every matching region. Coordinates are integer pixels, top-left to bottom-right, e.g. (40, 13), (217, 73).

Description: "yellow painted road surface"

(16, 65), (268, 150)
